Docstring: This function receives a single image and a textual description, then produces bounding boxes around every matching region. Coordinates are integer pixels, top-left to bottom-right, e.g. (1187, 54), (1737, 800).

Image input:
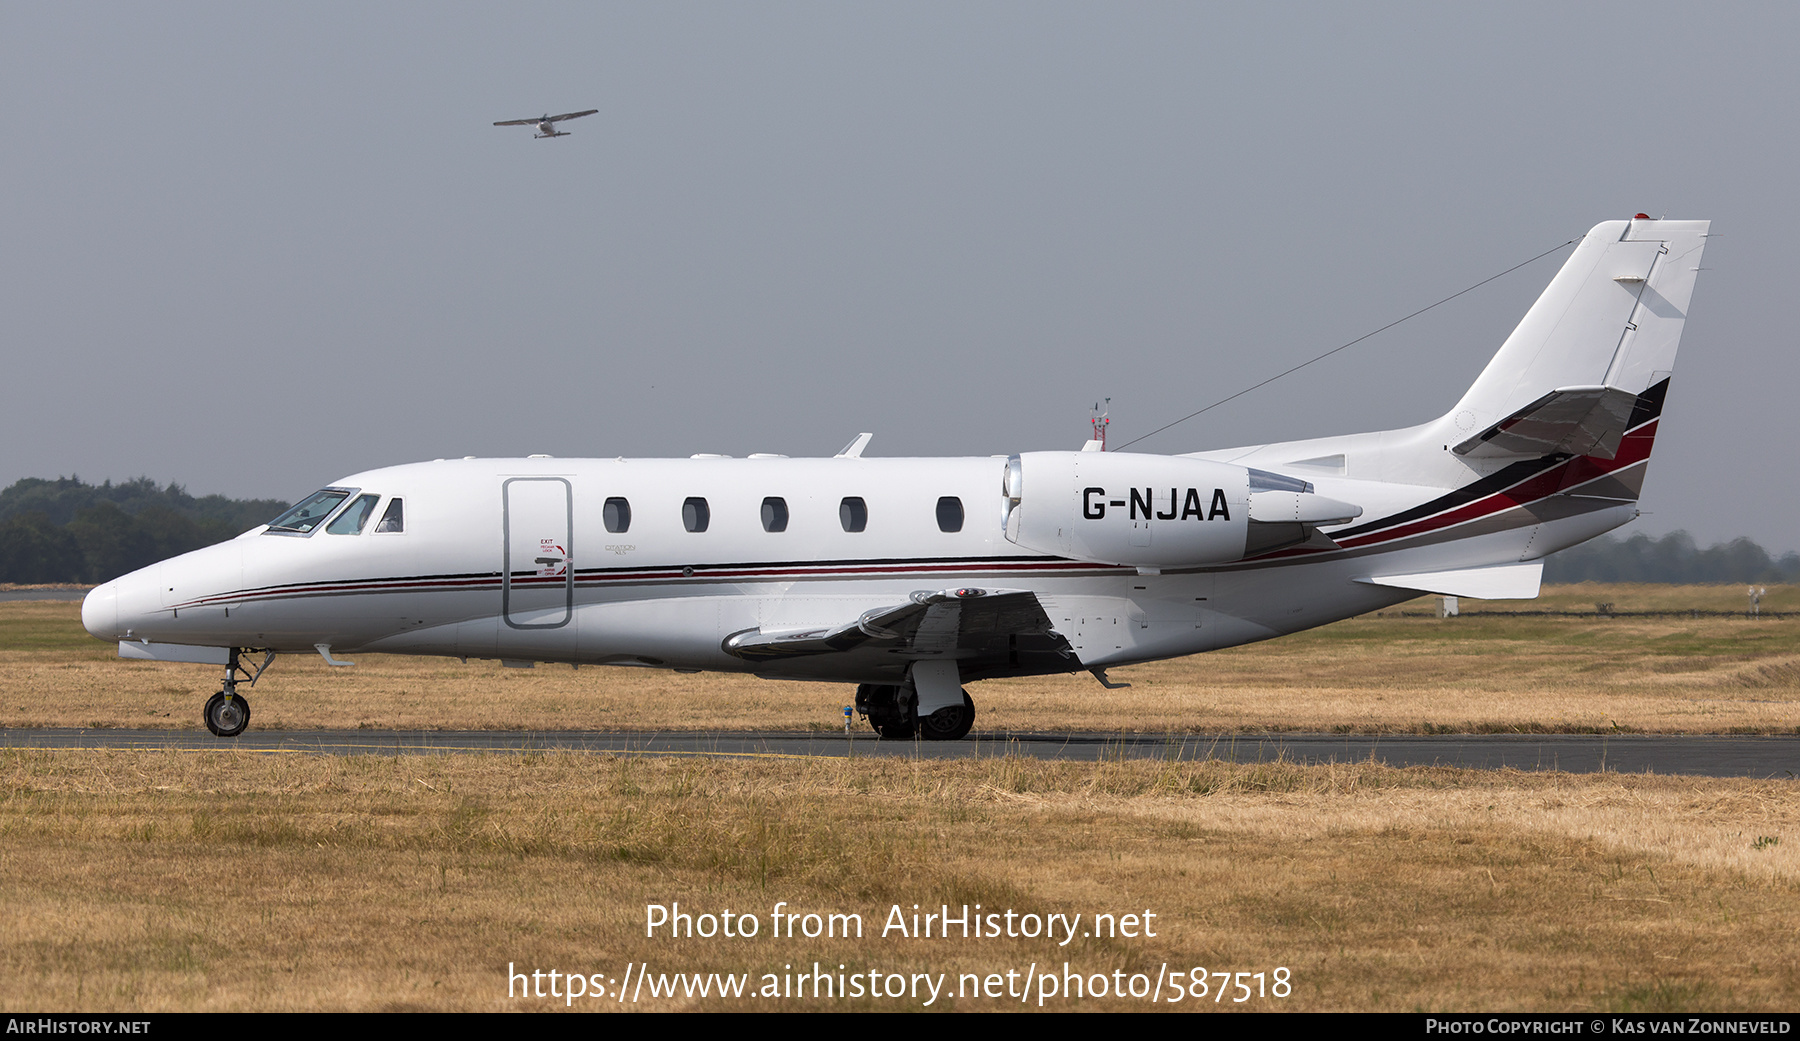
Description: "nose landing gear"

(202, 648), (275, 738)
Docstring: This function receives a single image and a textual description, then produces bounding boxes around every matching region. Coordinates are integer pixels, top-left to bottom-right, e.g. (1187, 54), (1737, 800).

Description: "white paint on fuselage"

(82, 450), (1618, 682)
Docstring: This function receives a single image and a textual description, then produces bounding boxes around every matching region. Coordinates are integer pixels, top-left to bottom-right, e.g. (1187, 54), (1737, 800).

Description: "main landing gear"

(203, 648), (275, 738)
(855, 683), (976, 741)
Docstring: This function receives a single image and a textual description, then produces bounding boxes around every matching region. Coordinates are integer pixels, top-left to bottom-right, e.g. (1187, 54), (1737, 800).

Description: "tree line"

(0, 477), (288, 585)
(1541, 530), (1798, 584)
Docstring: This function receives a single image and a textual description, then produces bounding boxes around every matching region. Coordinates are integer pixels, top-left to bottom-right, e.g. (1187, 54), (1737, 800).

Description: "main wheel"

(203, 690), (251, 738)
(874, 717), (916, 740)
(918, 690), (975, 741)
(856, 683), (916, 740)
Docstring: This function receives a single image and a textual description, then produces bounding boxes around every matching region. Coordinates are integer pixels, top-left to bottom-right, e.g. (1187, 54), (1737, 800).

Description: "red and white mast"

(1089, 398), (1110, 451)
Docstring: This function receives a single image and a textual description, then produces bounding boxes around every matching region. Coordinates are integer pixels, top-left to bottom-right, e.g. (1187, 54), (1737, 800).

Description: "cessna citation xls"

(83, 217), (1709, 740)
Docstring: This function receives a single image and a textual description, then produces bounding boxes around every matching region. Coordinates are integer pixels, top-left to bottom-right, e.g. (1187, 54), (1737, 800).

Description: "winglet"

(836, 433), (873, 458)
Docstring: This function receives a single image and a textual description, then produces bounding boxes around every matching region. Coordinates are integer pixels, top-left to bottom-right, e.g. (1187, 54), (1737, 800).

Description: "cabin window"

(374, 498), (404, 533)
(682, 497), (710, 533)
(839, 496), (868, 533)
(603, 497), (631, 533)
(761, 497), (789, 532)
(265, 489), (354, 536)
(936, 496), (964, 533)
(326, 494), (380, 535)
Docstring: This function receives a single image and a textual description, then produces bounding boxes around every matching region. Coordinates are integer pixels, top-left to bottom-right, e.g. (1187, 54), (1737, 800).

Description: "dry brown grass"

(0, 751), (1794, 1012)
(4, 589), (1796, 1012)
(3, 585), (1795, 734)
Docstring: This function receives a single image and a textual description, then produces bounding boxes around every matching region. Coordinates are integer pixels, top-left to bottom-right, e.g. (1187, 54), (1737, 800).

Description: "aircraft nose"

(82, 579), (120, 642)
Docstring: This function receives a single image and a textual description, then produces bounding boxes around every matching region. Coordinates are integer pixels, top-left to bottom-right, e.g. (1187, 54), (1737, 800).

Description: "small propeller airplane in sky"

(83, 217), (1710, 741)
(493, 109), (599, 138)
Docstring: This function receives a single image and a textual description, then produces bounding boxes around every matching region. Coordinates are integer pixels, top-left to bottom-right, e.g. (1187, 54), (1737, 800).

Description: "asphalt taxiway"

(3, 729), (1795, 778)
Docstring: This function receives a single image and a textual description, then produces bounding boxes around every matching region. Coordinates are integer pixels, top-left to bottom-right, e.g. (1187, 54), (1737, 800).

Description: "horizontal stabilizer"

(1453, 385), (1639, 460)
(1356, 560), (1543, 600)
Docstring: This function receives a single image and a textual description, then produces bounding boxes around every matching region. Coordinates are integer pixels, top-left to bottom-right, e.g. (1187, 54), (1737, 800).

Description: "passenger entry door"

(503, 477), (573, 629)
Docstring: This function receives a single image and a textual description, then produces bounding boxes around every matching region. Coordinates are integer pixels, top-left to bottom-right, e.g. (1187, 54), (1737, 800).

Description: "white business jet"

(82, 217), (1709, 740)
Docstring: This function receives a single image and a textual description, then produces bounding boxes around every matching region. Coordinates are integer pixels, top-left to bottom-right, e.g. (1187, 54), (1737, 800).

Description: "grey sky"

(3, 3), (1795, 551)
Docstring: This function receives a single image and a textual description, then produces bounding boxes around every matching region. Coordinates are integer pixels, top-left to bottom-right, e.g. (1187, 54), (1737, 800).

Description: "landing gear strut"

(203, 648), (274, 738)
(855, 683), (976, 741)
(855, 683), (914, 739)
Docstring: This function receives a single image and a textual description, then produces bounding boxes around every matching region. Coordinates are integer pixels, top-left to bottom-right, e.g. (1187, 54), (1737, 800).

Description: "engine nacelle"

(1001, 452), (1361, 569)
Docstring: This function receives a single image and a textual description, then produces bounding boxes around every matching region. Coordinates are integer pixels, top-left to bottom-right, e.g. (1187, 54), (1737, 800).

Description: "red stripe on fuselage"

(169, 558), (1123, 610)
(1332, 419), (1657, 550)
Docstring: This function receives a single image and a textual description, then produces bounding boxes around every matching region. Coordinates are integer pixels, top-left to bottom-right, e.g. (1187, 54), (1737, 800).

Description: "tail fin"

(1445, 217), (1709, 453)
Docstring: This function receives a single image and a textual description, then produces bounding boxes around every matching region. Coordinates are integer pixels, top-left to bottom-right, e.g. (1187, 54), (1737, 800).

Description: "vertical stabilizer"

(1447, 218), (1709, 443)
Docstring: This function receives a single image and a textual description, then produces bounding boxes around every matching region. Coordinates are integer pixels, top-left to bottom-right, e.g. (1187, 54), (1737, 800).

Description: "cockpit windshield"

(265, 489), (354, 535)
(326, 494), (380, 535)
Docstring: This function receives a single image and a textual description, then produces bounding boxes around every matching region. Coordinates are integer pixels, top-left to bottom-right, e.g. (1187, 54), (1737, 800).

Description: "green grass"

(0, 603), (109, 654)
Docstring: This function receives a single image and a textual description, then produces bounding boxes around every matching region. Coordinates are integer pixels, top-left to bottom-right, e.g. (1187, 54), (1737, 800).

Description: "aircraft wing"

(723, 588), (1072, 682)
(1452, 385), (1640, 460)
(545, 109), (599, 122)
(493, 117), (540, 126)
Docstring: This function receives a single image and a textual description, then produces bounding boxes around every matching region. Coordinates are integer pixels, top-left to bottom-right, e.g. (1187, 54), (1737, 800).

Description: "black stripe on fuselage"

(170, 555), (1125, 609)
(1326, 452), (1571, 541)
(1626, 376), (1670, 429)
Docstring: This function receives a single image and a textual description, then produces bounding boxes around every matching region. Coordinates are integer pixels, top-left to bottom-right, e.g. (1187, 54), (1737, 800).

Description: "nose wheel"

(204, 690), (251, 737)
(200, 648), (273, 738)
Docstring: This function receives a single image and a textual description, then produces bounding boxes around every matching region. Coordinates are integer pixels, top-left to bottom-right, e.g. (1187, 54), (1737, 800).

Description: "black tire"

(918, 690), (975, 741)
(874, 717), (917, 740)
(857, 683), (916, 740)
(203, 690), (250, 738)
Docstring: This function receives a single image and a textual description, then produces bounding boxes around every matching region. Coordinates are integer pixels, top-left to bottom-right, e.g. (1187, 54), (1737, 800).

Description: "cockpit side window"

(374, 498), (404, 533)
(327, 494), (380, 535)
(265, 489), (354, 536)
